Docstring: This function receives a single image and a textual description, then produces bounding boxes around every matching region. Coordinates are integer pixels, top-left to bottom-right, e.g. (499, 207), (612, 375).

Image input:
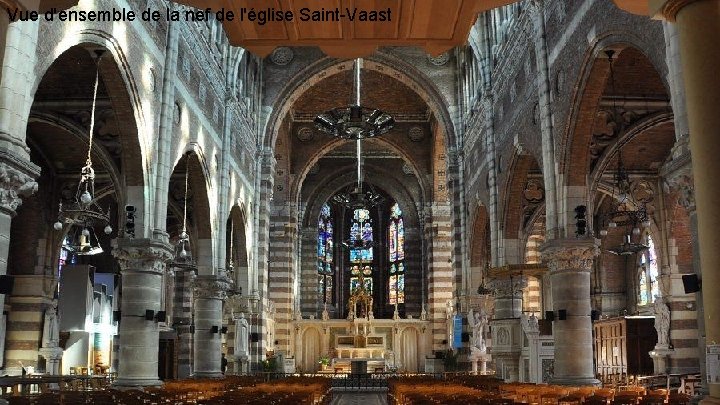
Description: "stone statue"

(468, 308), (488, 354)
(653, 296), (670, 347)
(42, 299), (59, 348)
(235, 313), (250, 357)
(446, 299), (457, 347)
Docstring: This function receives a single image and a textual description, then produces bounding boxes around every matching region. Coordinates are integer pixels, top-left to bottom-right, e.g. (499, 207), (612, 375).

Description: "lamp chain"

(87, 67), (100, 167)
(182, 158), (189, 235)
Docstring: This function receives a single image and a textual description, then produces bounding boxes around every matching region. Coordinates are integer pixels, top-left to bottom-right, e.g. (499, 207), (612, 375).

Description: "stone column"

(541, 238), (600, 386)
(653, 0), (720, 401)
(172, 264), (196, 379)
(488, 277), (527, 382)
(488, 277), (527, 319)
(112, 238), (173, 387)
(193, 274), (231, 378)
(0, 157), (38, 315)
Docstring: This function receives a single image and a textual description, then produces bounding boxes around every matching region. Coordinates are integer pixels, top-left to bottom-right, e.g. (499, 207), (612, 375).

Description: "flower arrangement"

(318, 355), (330, 367)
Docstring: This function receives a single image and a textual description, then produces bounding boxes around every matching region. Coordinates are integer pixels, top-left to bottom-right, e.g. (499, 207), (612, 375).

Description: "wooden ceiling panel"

(167, 0), (652, 57)
(230, 0), (290, 39)
(351, 0), (402, 39)
(407, 0), (462, 40)
(289, 0), (343, 39)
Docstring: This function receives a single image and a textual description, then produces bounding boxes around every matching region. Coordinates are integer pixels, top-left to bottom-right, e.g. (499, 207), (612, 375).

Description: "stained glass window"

(318, 203), (334, 303)
(389, 203), (405, 304)
(350, 209), (373, 263)
(638, 233), (660, 306)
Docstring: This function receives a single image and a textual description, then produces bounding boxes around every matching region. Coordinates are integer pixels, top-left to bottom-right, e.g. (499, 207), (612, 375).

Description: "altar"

(292, 316), (431, 373)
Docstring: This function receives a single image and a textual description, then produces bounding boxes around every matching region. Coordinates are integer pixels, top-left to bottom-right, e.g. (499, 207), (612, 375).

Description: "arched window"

(638, 234), (660, 306)
(350, 208), (373, 293)
(318, 203), (333, 303)
(389, 203), (405, 304)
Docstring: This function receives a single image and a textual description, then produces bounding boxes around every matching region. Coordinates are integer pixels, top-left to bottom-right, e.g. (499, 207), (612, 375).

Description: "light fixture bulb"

(632, 227), (641, 236)
(104, 225), (113, 235)
(53, 221), (63, 231)
(608, 222), (617, 229)
(600, 229), (608, 237)
(82, 228), (90, 237)
(80, 191), (92, 204)
(180, 248), (188, 258)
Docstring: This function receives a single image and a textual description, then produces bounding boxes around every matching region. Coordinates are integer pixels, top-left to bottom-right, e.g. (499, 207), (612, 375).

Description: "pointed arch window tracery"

(318, 203), (333, 303)
(389, 203), (405, 304)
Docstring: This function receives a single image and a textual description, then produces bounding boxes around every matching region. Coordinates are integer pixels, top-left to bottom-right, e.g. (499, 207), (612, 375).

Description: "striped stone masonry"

(425, 202), (456, 350)
(267, 203), (298, 354)
(171, 265), (196, 378)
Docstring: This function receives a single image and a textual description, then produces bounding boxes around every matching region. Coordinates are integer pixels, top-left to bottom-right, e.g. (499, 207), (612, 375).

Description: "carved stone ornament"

(0, 162), (38, 215)
(408, 126), (425, 142)
(270, 47), (294, 66)
(523, 179), (545, 204)
(665, 172), (695, 212)
(194, 275), (232, 300)
(427, 52), (450, 66)
(224, 293), (249, 318)
(488, 276), (528, 298)
(296, 127), (315, 142)
(112, 239), (174, 275)
(541, 239), (600, 273)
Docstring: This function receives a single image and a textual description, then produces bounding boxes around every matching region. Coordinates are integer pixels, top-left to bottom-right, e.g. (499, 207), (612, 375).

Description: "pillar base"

(113, 378), (163, 388)
(551, 376), (602, 387)
(192, 372), (224, 379)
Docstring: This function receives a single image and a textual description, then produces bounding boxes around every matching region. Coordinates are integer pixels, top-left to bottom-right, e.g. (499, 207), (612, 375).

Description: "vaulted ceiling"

(23, 0), (653, 58)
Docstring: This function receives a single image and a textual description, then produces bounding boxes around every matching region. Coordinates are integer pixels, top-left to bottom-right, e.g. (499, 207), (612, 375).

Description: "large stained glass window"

(350, 208), (374, 293)
(638, 233), (660, 306)
(318, 203), (334, 302)
(389, 203), (405, 304)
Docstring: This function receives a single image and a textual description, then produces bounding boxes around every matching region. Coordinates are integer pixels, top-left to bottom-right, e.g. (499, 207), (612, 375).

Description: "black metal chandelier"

(53, 51), (112, 256)
(314, 59), (395, 140)
(598, 150), (651, 255)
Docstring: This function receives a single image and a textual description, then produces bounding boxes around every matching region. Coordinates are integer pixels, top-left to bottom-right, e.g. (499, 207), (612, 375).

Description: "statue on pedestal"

(468, 308), (488, 354)
(653, 296), (671, 348)
(234, 313), (250, 358)
(42, 299), (59, 348)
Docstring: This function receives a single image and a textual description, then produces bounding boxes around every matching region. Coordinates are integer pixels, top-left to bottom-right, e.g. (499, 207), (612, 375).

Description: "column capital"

(112, 238), (174, 275)
(0, 153), (40, 216)
(651, 0), (703, 22)
(540, 238), (600, 273)
(194, 274), (233, 300)
(663, 168), (696, 212)
(487, 276), (528, 298)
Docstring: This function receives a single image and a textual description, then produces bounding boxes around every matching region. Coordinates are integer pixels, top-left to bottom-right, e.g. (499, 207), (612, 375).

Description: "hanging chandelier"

(173, 155), (193, 265)
(314, 59), (395, 140)
(53, 50), (112, 256)
(598, 150), (651, 255)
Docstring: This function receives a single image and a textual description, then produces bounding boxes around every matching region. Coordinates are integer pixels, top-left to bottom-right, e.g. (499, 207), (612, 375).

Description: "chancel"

(0, 0), (718, 403)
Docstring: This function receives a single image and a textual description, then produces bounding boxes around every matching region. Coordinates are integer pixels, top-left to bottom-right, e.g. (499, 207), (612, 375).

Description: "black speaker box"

(113, 310), (121, 322)
(461, 332), (470, 343)
(591, 310), (601, 321)
(558, 309), (567, 320)
(251, 332), (259, 342)
(221, 326), (228, 334)
(156, 311), (167, 322)
(682, 274), (701, 294)
(145, 310), (155, 320)
(545, 310), (555, 321)
(210, 325), (219, 333)
(0, 275), (15, 295)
